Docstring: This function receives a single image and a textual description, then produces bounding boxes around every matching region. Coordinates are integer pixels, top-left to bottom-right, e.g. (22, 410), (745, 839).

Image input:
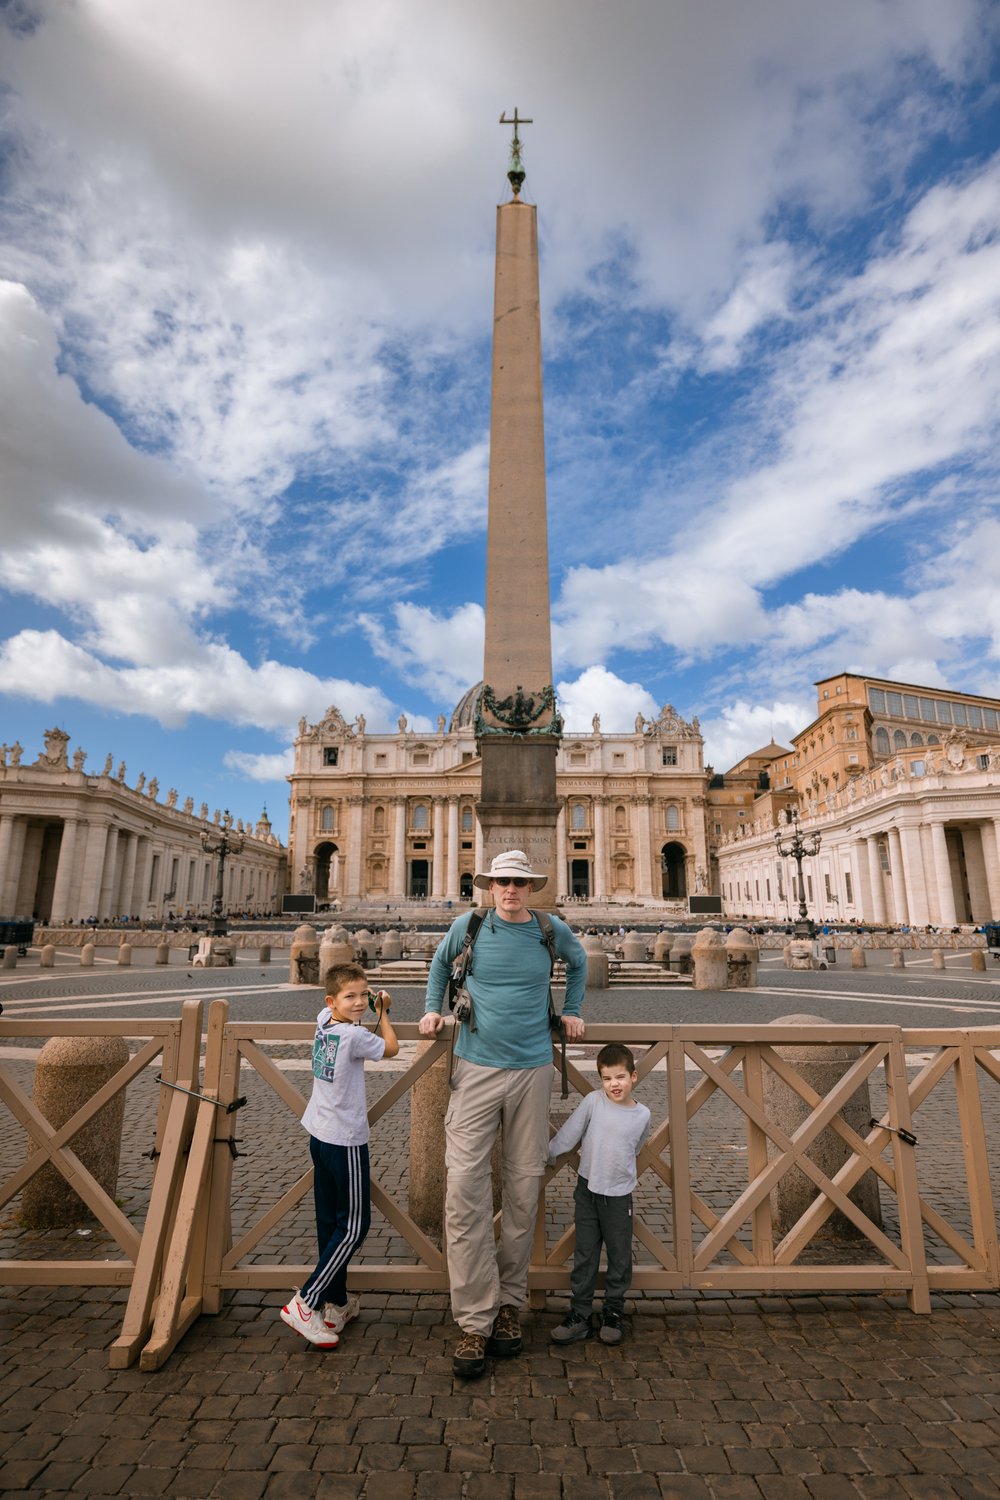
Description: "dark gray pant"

(570, 1176), (633, 1316)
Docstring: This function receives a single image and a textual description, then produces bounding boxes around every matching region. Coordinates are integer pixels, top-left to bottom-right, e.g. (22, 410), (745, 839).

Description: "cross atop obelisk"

(476, 114), (562, 903)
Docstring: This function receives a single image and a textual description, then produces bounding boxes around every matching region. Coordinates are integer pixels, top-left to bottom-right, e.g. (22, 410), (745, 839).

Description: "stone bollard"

(851, 945), (867, 970)
(353, 928), (375, 964)
(653, 932), (672, 968)
(289, 924), (320, 986)
(582, 932), (609, 990)
(764, 1014), (882, 1240)
(726, 927), (759, 988)
(692, 927), (728, 990)
(409, 1036), (502, 1236)
(892, 948), (906, 969)
(39, 944), (56, 968)
(931, 949), (945, 971)
(117, 942), (132, 967)
(2, 948), (16, 970)
(21, 1035), (130, 1228)
(81, 942), (95, 967)
(380, 930), (403, 963)
(258, 944), (271, 964)
(155, 940), (170, 965)
(670, 933), (695, 975)
(319, 929), (357, 994)
(782, 943), (792, 966)
(970, 949), (986, 972)
(621, 930), (648, 962)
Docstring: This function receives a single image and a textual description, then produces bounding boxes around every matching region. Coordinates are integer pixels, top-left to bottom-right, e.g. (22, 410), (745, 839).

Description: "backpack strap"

(447, 907), (486, 1010)
(531, 909), (568, 1100)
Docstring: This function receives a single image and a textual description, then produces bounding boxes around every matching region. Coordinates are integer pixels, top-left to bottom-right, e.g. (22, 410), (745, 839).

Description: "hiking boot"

(452, 1330), (488, 1380)
(486, 1303), (522, 1357)
(550, 1310), (594, 1345)
(599, 1308), (624, 1345)
(321, 1293), (361, 1335)
(280, 1293), (339, 1349)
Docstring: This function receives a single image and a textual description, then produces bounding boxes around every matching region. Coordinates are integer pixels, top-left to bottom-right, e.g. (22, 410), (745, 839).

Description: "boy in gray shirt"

(548, 1043), (651, 1345)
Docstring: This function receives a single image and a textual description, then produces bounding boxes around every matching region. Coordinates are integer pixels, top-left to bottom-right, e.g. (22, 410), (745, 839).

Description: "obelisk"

(475, 112), (562, 904)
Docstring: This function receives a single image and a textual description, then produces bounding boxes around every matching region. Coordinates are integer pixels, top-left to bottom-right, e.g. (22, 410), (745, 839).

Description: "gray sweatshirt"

(548, 1090), (651, 1195)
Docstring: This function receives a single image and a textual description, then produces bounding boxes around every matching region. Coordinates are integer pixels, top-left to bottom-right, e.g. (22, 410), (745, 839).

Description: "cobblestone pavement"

(3, 958), (1000, 1496)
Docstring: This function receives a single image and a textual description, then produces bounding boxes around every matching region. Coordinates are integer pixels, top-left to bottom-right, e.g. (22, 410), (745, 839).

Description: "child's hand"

(374, 989), (391, 1012)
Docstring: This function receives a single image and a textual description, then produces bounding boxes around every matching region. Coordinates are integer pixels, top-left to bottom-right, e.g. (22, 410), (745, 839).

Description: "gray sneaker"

(550, 1311), (593, 1344)
(599, 1309), (624, 1345)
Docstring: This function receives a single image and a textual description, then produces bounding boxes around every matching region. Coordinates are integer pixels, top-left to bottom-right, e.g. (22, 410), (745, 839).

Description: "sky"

(1, 0), (1000, 842)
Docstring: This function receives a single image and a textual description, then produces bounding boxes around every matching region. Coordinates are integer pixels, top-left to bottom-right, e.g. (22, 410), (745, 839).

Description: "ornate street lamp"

(774, 806), (821, 938)
(200, 811), (245, 937)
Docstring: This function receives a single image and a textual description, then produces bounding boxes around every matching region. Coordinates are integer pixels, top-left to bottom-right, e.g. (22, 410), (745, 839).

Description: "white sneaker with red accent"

(321, 1294), (361, 1334)
(280, 1293), (339, 1348)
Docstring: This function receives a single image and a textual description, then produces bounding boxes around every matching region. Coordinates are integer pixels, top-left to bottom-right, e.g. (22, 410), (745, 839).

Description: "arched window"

(321, 806), (335, 832)
(893, 729), (907, 750)
(927, 734), (939, 745)
(910, 732), (923, 747)
(373, 805), (385, 832)
(461, 806), (473, 832)
(665, 804), (680, 831)
(614, 804), (626, 832)
(571, 804), (586, 830)
(874, 727), (891, 756)
(413, 804), (429, 830)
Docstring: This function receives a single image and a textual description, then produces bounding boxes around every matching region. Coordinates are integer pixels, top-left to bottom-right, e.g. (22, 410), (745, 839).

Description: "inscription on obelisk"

(475, 112), (561, 905)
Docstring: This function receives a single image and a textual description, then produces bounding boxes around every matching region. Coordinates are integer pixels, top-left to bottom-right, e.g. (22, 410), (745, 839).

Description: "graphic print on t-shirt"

(312, 1028), (341, 1082)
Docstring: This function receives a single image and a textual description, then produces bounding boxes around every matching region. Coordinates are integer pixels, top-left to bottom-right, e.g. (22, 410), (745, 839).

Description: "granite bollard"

(692, 927), (728, 990)
(2, 948), (16, 970)
(931, 948), (945, 971)
(318, 927), (355, 993)
(892, 948), (906, 969)
(970, 948), (986, 972)
(409, 1033), (502, 1236)
(117, 942), (132, 966)
(582, 932), (609, 990)
(621, 930), (648, 962)
(726, 927), (758, 987)
(81, 942), (95, 967)
(39, 944), (55, 968)
(258, 944), (271, 964)
(289, 923), (320, 986)
(21, 1034), (130, 1228)
(851, 945), (867, 970)
(764, 1013), (882, 1239)
(154, 940), (170, 965)
(670, 933), (694, 975)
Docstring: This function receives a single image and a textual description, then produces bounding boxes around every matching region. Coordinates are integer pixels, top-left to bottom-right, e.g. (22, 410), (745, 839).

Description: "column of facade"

(0, 815), (23, 911)
(116, 832), (140, 915)
(865, 837), (887, 924)
(97, 826), (121, 919)
(851, 841), (871, 919)
(929, 821), (958, 926)
(431, 799), (446, 899)
(147, 843), (168, 918)
(982, 820), (1000, 917)
(555, 801), (568, 901)
(78, 821), (111, 921)
(636, 797), (653, 900)
(445, 797), (460, 902)
(885, 828), (907, 925)
(592, 798), (606, 900)
(13, 823), (43, 916)
(344, 798), (364, 900)
(390, 799), (406, 899)
(49, 818), (81, 924)
(898, 825), (929, 926)
(132, 838), (151, 918)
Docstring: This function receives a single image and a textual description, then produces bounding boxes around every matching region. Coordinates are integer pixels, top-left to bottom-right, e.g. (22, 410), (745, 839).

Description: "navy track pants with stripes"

(300, 1139), (371, 1310)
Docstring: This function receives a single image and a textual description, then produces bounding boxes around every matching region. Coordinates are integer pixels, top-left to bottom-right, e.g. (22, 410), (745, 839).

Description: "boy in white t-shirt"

(548, 1043), (651, 1346)
(280, 964), (398, 1349)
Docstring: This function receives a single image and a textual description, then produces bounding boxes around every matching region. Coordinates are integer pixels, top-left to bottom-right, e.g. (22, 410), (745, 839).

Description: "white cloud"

(699, 699), (812, 773)
(359, 601), (485, 704)
(223, 747), (295, 782)
(556, 667), (659, 734)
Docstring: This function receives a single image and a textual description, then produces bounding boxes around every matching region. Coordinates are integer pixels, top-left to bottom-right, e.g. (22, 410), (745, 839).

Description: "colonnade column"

(118, 832), (140, 916)
(97, 826), (120, 919)
(886, 828), (907, 925)
(445, 798), (460, 903)
(132, 838), (151, 917)
(0, 815), (18, 910)
(390, 799), (406, 899)
(592, 798), (606, 900)
(555, 801), (568, 901)
(899, 825), (929, 926)
(636, 797), (653, 900)
(929, 821), (958, 927)
(344, 797), (364, 900)
(865, 837), (887, 925)
(983, 820), (1000, 917)
(1, 818), (28, 912)
(49, 818), (81, 924)
(431, 799), (446, 900)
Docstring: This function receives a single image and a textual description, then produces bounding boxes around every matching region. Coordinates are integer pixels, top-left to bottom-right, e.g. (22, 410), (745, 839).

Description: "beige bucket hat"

(472, 848), (548, 892)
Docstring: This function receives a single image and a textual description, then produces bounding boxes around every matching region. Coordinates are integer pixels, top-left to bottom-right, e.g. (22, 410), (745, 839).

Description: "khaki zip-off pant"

(444, 1058), (552, 1335)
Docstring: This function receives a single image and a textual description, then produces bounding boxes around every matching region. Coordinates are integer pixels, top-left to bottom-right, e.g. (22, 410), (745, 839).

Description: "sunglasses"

(493, 877), (529, 888)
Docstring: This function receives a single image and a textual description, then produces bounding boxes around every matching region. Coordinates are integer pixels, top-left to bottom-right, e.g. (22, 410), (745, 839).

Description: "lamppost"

(774, 806), (821, 938)
(201, 812), (245, 937)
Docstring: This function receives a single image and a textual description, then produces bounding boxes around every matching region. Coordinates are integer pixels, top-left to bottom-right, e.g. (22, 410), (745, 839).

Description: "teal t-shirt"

(424, 909), (587, 1069)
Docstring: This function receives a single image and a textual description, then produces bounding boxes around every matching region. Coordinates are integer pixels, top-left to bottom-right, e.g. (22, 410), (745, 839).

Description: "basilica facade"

(287, 690), (712, 908)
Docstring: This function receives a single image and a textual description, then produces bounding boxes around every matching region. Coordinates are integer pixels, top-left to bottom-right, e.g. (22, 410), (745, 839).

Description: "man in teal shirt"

(419, 849), (586, 1379)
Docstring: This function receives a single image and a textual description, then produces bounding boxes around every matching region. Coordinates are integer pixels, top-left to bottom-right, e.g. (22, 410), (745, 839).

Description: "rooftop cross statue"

(499, 109), (532, 197)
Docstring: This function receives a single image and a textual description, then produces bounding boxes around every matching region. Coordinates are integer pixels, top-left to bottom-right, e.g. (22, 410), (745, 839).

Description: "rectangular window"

(412, 752), (430, 764)
(984, 708), (998, 731)
(911, 760), (925, 777)
(807, 876), (813, 901)
(952, 702), (967, 726)
(919, 697), (937, 721)
(323, 747), (339, 766)
(848, 753), (859, 764)
(979, 754), (990, 770)
(967, 705), (983, 729)
(374, 753), (387, 765)
(869, 688), (886, 713)
(886, 691), (903, 716)
(612, 752), (625, 765)
(903, 694), (919, 718)
(824, 874), (832, 900)
(662, 747), (678, 766)
(766, 879), (771, 900)
(714, 823), (722, 836)
(844, 871), (853, 904)
(777, 868), (784, 898)
(148, 854), (160, 902)
(755, 880), (760, 899)
(936, 701), (953, 724)
(570, 752), (586, 764)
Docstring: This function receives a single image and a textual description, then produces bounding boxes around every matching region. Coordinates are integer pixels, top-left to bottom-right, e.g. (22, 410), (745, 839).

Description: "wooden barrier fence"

(2, 1005), (999, 1369)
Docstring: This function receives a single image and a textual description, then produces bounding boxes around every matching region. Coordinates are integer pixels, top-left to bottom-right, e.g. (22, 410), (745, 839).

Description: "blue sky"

(2, 0), (1000, 840)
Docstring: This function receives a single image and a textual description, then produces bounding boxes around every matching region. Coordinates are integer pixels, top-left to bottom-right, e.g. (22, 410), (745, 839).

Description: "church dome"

(450, 682), (483, 732)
